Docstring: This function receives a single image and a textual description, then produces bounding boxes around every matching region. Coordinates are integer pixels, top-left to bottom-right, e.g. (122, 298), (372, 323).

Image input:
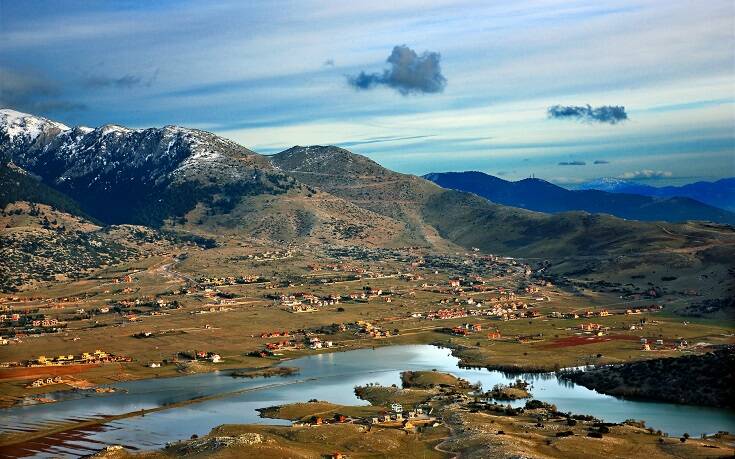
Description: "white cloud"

(618, 169), (673, 180)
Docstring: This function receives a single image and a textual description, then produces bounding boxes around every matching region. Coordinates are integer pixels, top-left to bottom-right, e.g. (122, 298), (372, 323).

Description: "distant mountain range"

(576, 177), (735, 212)
(424, 171), (735, 225)
(2, 108), (733, 261)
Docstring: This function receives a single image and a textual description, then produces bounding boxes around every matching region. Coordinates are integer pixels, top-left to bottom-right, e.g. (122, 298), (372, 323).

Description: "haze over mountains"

(576, 177), (735, 213)
(2, 109), (734, 264)
(424, 171), (735, 224)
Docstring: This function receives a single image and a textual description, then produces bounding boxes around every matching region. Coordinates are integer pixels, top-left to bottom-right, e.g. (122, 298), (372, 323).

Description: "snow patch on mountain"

(0, 109), (70, 141)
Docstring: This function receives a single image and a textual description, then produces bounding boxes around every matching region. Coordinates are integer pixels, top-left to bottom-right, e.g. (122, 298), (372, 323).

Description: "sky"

(1, 0), (733, 186)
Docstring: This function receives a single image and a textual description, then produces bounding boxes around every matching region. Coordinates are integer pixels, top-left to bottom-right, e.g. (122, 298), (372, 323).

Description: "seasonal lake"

(2, 345), (734, 458)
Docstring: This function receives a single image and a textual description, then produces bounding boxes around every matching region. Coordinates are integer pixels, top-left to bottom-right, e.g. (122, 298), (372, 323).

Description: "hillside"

(560, 348), (735, 408)
(4, 110), (735, 265)
(0, 113), (416, 247)
(424, 171), (735, 224)
(272, 147), (735, 257)
(270, 145), (456, 249)
(0, 202), (178, 292)
(577, 177), (735, 212)
(0, 161), (88, 218)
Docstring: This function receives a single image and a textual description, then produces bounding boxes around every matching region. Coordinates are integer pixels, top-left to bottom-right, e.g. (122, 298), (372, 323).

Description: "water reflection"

(1, 345), (733, 458)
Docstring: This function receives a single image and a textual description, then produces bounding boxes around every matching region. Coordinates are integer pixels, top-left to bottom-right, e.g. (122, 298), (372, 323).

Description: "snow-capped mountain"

(1, 109), (292, 224)
(575, 177), (657, 194)
(0, 109), (71, 158)
(577, 177), (735, 212)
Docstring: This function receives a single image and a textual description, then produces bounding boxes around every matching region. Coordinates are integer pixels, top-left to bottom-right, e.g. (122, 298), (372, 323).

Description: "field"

(1, 237), (733, 457)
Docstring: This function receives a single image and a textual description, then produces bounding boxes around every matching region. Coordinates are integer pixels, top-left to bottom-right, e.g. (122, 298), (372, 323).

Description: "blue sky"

(1, 0), (733, 185)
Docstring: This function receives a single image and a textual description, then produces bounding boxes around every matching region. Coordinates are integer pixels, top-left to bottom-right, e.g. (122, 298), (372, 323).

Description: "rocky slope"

(0, 202), (183, 292)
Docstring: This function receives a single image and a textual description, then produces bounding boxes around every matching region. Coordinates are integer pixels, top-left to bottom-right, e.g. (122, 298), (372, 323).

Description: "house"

(308, 337), (322, 349)
(487, 331), (502, 340)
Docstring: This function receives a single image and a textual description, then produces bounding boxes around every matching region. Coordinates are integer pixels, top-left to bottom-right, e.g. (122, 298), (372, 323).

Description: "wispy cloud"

(338, 134), (436, 147)
(548, 104), (628, 124)
(558, 160), (587, 166)
(347, 45), (447, 95)
(83, 70), (157, 89)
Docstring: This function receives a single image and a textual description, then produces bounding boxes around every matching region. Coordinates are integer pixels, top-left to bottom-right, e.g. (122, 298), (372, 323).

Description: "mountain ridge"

(576, 176), (735, 212)
(424, 171), (735, 224)
(3, 109), (735, 261)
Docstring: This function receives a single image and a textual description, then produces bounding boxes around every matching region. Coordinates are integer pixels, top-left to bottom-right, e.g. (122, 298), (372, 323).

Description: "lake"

(1, 345), (733, 458)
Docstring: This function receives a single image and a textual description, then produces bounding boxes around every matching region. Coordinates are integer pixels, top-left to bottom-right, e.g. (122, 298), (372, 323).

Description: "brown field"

(543, 335), (640, 349)
(0, 363), (100, 380)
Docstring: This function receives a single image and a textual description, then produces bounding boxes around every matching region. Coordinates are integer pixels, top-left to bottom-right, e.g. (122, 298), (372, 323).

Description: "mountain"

(424, 171), (735, 224)
(0, 109), (296, 226)
(0, 111), (418, 247)
(577, 177), (735, 212)
(3, 109), (735, 261)
(270, 147), (735, 259)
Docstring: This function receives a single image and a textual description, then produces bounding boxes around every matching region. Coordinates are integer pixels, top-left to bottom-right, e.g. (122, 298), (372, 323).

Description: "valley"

(1, 110), (733, 458)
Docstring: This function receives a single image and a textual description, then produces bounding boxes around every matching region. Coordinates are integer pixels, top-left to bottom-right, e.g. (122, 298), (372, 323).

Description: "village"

(0, 242), (718, 414)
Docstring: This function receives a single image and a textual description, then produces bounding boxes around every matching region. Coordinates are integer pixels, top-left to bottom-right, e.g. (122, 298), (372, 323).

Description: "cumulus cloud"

(619, 169), (672, 180)
(548, 104), (628, 124)
(347, 45), (447, 95)
(593, 160), (610, 164)
(558, 160), (587, 166)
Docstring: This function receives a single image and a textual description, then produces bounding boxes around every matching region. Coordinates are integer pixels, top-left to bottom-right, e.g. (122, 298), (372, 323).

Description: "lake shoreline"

(2, 344), (734, 458)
